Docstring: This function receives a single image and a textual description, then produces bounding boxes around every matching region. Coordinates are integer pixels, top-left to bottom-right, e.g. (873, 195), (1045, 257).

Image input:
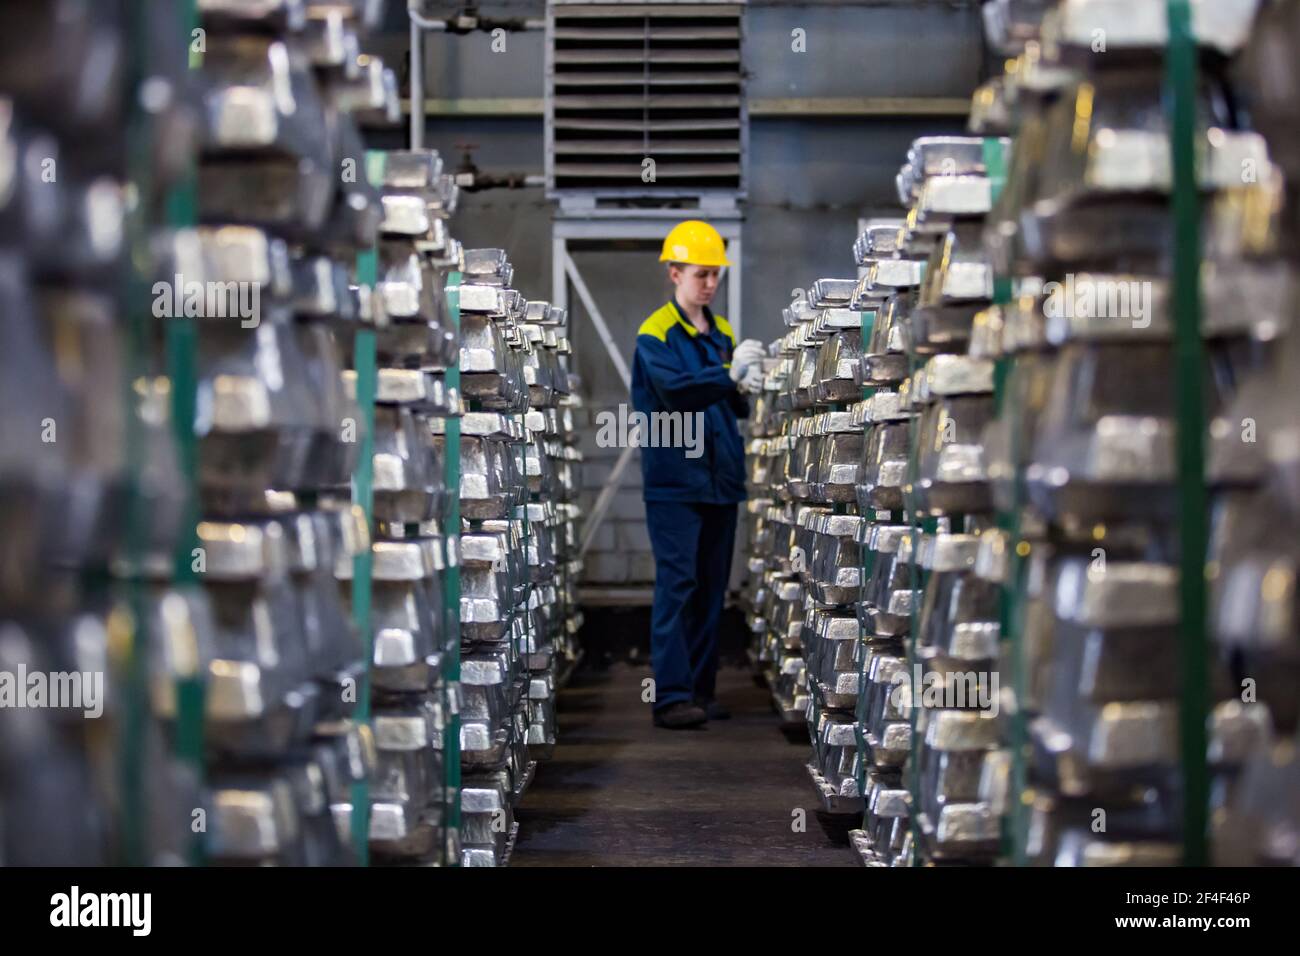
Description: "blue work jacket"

(630, 300), (749, 504)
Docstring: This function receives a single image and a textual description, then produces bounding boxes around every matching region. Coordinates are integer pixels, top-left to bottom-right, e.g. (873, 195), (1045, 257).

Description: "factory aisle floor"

(512, 662), (853, 867)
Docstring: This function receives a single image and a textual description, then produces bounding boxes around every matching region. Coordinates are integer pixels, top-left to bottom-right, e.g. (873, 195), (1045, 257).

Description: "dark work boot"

(653, 701), (708, 729)
(698, 698), (731, 720)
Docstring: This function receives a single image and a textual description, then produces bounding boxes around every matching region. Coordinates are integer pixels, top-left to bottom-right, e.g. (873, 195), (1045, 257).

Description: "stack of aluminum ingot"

(744, 279), (876, 821)
(182, 0), (412, 866)
(0, 0), (200, 866)
(347, 146), (463, 867)
(518, 300), (584, 758)
(443, 250), (579, 865)
(840, 135), (1008, 866)
(554, 383), (586, 686)
(1207, 0), (1300, 866)
(976, 0), (1281, 865)
(742, 368), (809, 728)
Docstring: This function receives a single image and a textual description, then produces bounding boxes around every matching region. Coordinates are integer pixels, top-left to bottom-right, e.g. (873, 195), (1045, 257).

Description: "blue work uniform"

(631, 300), (748, 712)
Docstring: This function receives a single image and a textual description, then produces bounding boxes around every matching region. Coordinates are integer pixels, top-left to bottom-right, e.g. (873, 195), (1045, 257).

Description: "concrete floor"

(512, 663), (854, 867)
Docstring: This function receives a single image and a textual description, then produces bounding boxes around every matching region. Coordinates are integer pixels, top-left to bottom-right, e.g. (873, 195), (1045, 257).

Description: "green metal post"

(1165, 0), (1210, 867)
(349, 149), (386, 865)
(444, 274), (464, 864)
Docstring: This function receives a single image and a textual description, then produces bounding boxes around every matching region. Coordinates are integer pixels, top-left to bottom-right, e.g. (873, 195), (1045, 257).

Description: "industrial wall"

(372, 1), (986, 589)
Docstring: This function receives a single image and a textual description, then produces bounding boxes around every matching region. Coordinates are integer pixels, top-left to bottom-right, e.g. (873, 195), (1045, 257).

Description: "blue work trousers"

(644, 500), (738, 711)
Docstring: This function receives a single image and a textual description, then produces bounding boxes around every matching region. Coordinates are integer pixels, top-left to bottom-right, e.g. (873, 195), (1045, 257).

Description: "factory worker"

(630, 220), (765, 729)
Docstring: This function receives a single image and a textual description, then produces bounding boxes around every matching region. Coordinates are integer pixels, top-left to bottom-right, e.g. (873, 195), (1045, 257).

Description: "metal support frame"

(554, 210), (743, 558)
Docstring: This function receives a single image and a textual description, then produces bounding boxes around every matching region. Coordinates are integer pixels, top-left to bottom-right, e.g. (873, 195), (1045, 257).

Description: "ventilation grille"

(547, 2), (745, 195)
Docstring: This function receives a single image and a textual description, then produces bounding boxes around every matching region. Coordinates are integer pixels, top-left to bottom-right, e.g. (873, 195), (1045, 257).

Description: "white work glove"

(737, 364), (764, 394)
(727, 339), (766, 384)
(733, 339), (765, 366)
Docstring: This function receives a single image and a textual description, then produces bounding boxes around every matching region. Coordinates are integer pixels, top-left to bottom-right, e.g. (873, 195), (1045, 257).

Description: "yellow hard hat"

(659, 219), (731, 267)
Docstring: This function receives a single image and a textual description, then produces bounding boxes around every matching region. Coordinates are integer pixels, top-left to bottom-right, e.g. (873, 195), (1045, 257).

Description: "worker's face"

(670, 264), (720, 308)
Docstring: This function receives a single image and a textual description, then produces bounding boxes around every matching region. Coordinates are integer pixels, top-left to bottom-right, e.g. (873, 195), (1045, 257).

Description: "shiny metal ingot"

(865, 779), (911, 860)
(858, 418), (910, 512)
(451, 431), (512, 521)
(854, 218), (906, 263)
(1243, 0), (1300, 179)
(1026, 344), (1177, 521)
(1050, 0), (1260, 57)
(853, 261), (925, 317)
(810, 517), (863, 604)
(526, 671), (558, 755)
(1211, 542), (1299, 730)
(198, 41), (333, 233)
(923, 803), (999, 858)
(811, 328), (862, 404)
(369, 704), (443, 861)
(207, 775), (304, 864)
(917, 548), (999, 666)
(461, 649), (511, 725)
(201, 521), (320, 755)
(461, 716), (509, 773)
(918, 711), (1000, 822)
(369, 403), (439, 524)
(1052, 830), (1181, 868)
(905, 136), (993, 188)
(806, 613), (859, 708)
(814, 712), (860, 796)
(913, 395), (995, 516)
(290, 253), (353, 323)
(524, 433), (556, 497)
(792, 347), (820, 410)
(170, 225), (293, 307)
(297, 325), (360, 489)
(866, 529), (917, 637)
(373, 254), (443, 361)
(857, 295), (911, 387)
(463, 248), (512, 286)
(1213, 738), (1300, 866)
(35, 293), (180, 575)
(460, 314), (526, 409)
(808, 277), (858, 308)
(200, 34), (327, 155)
(1032, 701), (1177, 796)
(1028, 77), (1270, 266)
(864, 654), (911, 768)
(196, 321), (322, 497)
(1039, 273), (1174, 345)
(774, 656), (809, 723)
(287, 512), (363, 715)
(809, 431), (862, 504)
(987, 353), (1055, 514)
(460, 550), (514, 644)
(785, 434), (816, 501)
(912, 226), (993, 353)
(380, 148), (458, 220)
(1044, 605), (1178, 707)
(908, 175), (993, 240)
(461, 773), (513, 865)
(320, 743), (375, 858)
(356, 542), (440, 693)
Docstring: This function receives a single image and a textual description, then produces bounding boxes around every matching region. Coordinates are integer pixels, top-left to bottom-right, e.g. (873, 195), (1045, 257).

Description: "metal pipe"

(409, 12), (424, 149)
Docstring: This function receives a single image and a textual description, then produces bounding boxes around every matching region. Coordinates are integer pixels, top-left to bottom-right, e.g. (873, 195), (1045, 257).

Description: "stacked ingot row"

(1210, 0), (1300, 865)
(179, 1), (421, 866)
(444, 249), (582, 866)
(743, 380), (808, 728)
(744, 280), (875, 821)
(846, 137), (1008, 866)
(974, 0), (1289, 867)
(347, 146), (463, 867)
(745, 0), (1300, 866)
(0, 0), (202, 866)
